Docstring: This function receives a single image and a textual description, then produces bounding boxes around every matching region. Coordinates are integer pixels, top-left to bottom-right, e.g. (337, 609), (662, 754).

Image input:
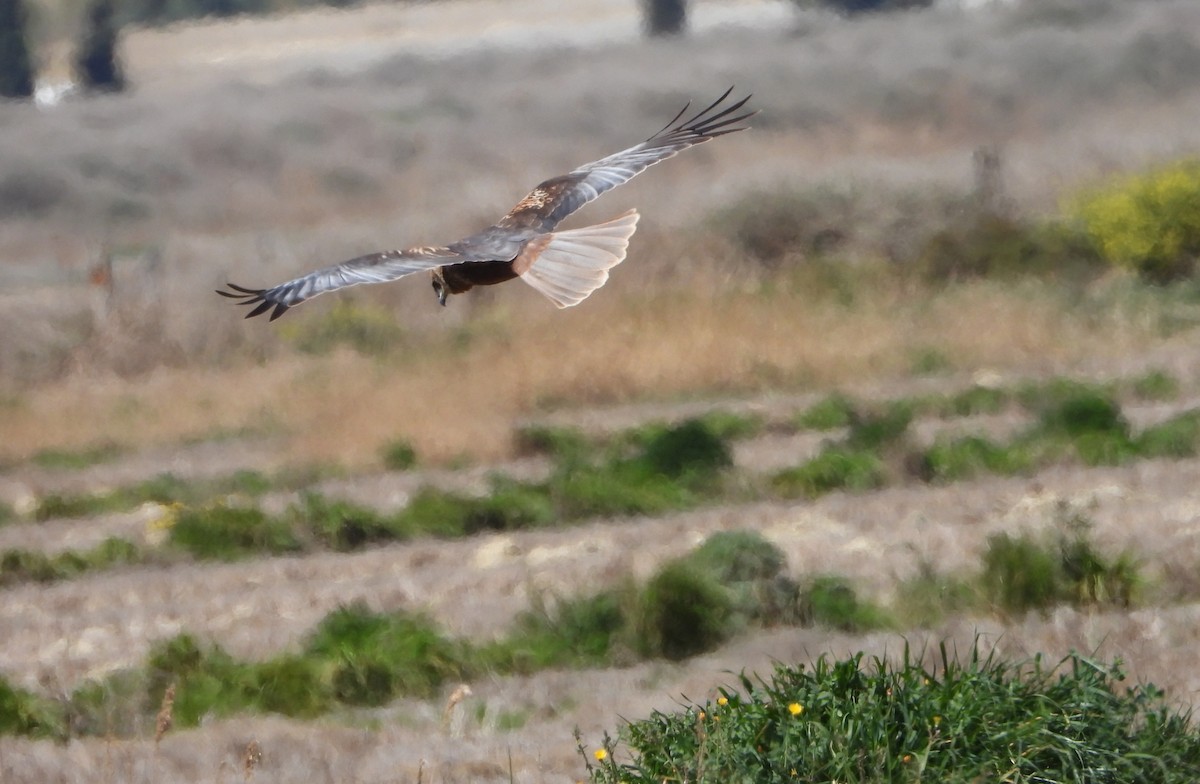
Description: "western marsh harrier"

(218, 88), (755, 320)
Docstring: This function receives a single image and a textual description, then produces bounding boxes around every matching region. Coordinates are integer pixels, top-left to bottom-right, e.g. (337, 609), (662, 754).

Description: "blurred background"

(4, 0), (1200, 781)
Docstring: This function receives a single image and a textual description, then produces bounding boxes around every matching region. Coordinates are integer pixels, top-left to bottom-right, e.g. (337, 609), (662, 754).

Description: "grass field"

(5, 0), (1200, 781)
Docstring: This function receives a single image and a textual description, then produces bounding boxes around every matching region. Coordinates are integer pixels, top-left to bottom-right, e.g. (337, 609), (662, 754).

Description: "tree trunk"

(643, 0), (687, 37)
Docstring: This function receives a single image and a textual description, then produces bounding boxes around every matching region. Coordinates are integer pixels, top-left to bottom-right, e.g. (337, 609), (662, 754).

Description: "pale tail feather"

(515, 209), (640, 308)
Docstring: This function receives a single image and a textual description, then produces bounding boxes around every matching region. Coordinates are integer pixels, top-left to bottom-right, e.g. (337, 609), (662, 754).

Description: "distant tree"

(0, 0), (35, 99)
(643, 0), (687, 36)
(76, 0), (126, 92)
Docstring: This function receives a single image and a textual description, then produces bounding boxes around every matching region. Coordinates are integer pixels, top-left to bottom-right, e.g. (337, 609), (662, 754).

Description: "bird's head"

(430, 268), (448, 306)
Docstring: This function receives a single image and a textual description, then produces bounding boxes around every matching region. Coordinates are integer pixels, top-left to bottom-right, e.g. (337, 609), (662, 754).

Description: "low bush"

(1074, 158), (1200, 282)
(305, 603), (471, 705)
(634, 559), (733, 661)
(586, 646), (1200, 783)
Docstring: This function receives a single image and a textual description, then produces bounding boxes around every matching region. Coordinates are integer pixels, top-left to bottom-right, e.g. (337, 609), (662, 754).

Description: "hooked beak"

(437, 287), (447, 307)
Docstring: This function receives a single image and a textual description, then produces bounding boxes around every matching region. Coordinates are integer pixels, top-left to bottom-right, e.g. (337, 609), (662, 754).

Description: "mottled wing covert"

(498, 87), (756, 233)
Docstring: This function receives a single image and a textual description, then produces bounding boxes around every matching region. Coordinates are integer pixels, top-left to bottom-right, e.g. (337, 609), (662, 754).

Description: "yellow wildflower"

(902, 754), (912, 764)
(697, 711), (706, 721)
(788, 702), (803, 716)
(717, 696), (728, 706)
(933, 715), (942, 727)
(593, 749), (607, 761)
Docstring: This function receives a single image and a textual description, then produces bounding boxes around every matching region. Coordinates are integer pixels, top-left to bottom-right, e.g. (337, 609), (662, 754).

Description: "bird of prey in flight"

(218, 88), (755, 320)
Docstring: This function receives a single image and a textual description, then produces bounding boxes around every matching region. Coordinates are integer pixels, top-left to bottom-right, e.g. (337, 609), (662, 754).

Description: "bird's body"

(218, 88), (755, 320)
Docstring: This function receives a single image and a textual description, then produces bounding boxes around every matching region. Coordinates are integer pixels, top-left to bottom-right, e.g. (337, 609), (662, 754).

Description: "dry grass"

(0, 273), (1161, 466)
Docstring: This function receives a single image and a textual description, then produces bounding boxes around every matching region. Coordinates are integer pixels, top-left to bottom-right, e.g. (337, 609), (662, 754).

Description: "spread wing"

(216, 245), (464, 321)
(497, 86), (756, 234)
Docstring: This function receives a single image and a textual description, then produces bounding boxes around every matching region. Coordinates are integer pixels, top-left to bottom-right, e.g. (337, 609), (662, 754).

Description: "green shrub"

(771, 448), (886, 499)
(638, 418), (733, 479)
(170, 504), (303, 560)
(635, 560), (733, 661)
(1074, 158), (1200, 281)
(305, 603), (470, 705)
(684, 530), (785, 583)
(588, 647), (1200, 784)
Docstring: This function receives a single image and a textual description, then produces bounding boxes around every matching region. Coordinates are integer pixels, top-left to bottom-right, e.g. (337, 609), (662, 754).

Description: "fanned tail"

(513, 210), (640, 308)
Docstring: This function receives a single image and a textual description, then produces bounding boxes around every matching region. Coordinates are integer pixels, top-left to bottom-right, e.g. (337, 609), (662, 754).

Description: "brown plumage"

(217, 88), (756, 320)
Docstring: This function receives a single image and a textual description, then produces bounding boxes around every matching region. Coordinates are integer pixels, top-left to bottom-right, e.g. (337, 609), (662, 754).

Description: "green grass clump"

(587, 646), (1200, 784)
(1130, 368), (1181, 401)
(31, 441), (124, 470)
(380, 439), (418, 471)
(34, 470), (275, 521)
(292, 492), (404, 551)
(893, 563), (980, 627)
(170, 504), (304, 560)
(771, 447), (886, 499)
(0, 675), (65, 739)
(513, 424), (590, 458)
(1137, 410), (1200, 458)
(795, 393), (857, 430)
(799, 575), (890, 632)
(844, 403), (913, 450)
(551, 419), (732, 519)
(485, 590), (630, 674)
(981, 515), (1138, 614)
(305, 603), (472, 706)
(0, 537), (142, 587)
(917, 434), (1034, 481)
(397, 482), (556, 538)
(935, 384), (1011, 417)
